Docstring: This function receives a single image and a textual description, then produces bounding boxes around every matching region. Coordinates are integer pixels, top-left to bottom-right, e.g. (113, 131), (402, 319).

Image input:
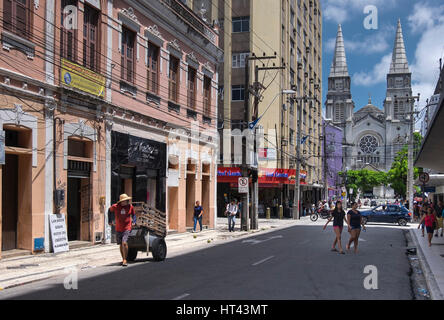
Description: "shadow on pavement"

(1, 224), (413, 300)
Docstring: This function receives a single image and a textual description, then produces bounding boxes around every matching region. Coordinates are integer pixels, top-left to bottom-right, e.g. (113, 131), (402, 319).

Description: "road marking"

(359, 238), (367, 242)
(172, 293), (190, 300)
(242, 235), (283, 245)
(252, 256), (274, 266)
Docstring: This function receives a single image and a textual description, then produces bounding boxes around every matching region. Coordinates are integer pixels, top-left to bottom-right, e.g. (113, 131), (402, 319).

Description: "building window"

(169, 56), (180, 102)
(232, 52), (249, 68)
(121, 27), (135, 83)
(147, 42), (159, 94)
(187, 67), (196, 108)
(83, 4), (99, 71)
(203, 76), (212, 115)
(290, 129), (295, 145)
(334, 104), (345, 122)
(232, 85), (245, 101)
(3, 0), (31, 39)
(359, 135), (379, 154)
(61, 0), (77, 62)
(232, 16), (249, 33)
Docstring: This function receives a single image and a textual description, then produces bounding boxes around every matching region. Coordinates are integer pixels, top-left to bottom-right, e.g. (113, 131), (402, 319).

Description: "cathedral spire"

(389, 19), (410, 74)
(330, 24), (349, 77)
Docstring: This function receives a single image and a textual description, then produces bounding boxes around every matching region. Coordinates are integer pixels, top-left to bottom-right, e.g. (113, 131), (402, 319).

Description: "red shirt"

(425, 214), (436, 227)
(112, 203), (135, 232)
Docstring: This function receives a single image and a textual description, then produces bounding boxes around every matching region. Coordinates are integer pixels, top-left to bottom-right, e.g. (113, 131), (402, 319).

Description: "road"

(0, 223), (413, 300)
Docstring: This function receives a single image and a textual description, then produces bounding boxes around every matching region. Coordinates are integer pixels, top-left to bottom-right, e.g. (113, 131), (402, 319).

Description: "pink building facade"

(0, 0), (221, 259)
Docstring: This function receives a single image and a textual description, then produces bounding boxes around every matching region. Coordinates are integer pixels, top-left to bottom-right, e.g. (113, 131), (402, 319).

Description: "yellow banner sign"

(61, 58), (105, 98)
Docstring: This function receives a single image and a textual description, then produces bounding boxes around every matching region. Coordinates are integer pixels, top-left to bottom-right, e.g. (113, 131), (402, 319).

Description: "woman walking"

(346, 202), (366, 254)
(418, 207), (437, 247)
(323, 201), (348, 254)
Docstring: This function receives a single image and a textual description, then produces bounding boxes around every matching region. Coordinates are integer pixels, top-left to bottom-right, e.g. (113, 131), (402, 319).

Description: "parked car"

(360, 205), (412, 226)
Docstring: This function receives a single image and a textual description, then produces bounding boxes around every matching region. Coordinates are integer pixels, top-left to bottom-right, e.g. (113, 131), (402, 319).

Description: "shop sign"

(0, 130), (4, 165)
(424, 186), (436, 193)
(49, 214), (69, 253)
(61, 58), (106, 98)
(238, 177), (249, 193)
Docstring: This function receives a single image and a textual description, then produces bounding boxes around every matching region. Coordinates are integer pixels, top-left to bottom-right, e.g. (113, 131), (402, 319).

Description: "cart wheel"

(152, 238), (167, 261)
(127, 248), (138, 262)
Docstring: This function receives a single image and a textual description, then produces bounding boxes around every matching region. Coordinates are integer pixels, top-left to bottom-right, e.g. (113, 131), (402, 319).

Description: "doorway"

(2, 154), (18, 251)
(67, 178), (81, 241)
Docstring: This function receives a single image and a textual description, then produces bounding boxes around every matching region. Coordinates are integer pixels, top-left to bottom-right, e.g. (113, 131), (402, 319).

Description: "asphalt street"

(0, 223), (413, 300)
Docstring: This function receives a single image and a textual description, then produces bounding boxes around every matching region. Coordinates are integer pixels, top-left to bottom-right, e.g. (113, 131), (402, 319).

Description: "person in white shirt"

(225, 199), (239, 232)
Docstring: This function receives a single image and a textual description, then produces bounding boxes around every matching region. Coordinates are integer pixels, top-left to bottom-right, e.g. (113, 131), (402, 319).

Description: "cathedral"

(325, 20), (413, 172)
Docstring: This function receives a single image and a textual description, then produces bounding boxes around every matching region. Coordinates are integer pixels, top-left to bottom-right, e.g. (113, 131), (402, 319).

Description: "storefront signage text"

(49, 214), (69, 253)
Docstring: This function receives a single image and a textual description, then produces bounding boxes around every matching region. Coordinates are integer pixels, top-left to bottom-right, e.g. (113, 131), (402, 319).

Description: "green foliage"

(387, 132), (423, 197)
(339, 170), (388, 196)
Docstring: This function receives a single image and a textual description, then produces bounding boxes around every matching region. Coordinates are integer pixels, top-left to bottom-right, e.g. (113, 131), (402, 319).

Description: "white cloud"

(352, 53), (392, 86)
(321, 0), (398, 24)
(326, 25), (395, 55)
(408, 2), (444, 110)
(407, 2), (444, 33)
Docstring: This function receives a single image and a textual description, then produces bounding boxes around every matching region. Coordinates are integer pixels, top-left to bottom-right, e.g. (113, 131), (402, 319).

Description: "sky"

(320, 0), (444, 117)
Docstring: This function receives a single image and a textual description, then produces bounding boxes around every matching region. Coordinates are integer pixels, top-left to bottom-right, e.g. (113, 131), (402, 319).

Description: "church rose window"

(359, 135), (378, 154)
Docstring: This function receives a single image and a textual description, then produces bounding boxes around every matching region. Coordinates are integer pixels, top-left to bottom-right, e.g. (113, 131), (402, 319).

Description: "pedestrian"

(225, 199), (238, 232)
(418, 207), (437, 247)
(433, 200), (444, 237)
(346, 202), (366, 254)
(193, 201), (204, 233)
(108, 194), (136, 267)
(323, 201), (348, 254)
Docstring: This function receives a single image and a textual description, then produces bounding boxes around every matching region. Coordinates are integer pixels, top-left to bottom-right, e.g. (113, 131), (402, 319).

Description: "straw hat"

(118, 194), (132, 204)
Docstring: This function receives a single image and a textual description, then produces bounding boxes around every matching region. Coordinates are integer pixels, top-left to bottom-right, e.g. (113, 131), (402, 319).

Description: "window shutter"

(3, 0), (13, 32)
(15, 0), (28, 38)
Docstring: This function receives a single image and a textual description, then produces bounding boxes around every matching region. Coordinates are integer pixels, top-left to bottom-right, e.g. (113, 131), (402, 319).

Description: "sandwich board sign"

(238, 177), (249, 194)
(49, 214), (69, 253)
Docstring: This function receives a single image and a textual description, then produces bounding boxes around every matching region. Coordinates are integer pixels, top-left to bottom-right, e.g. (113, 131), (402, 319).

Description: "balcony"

(161, 0), (216, 45)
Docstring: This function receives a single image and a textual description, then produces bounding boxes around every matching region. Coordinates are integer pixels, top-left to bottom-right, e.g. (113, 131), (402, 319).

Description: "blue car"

(360, 205), (412, 226)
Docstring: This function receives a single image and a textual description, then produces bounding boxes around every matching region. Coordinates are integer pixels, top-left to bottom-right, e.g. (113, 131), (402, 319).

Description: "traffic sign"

(419, 172), (430, 184)
(238, 177), (249, 194)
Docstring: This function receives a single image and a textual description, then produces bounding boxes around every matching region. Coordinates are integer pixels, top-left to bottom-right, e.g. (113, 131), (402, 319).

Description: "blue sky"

(320, 0), (444, 115)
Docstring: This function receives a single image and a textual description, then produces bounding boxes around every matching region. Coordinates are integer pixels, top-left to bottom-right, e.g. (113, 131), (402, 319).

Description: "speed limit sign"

(238, 177), (249, 194)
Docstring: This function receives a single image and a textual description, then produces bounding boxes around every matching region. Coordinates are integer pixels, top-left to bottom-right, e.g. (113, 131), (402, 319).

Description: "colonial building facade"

(0, 0), (221, 259)
(326, 21), (413, 172)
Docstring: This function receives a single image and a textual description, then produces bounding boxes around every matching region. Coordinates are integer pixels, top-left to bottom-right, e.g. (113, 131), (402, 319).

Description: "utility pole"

(291, 95), (315, 219)
(395, 94), (420, 212)
(241, 53), (250, 232)
(242, 53), (279, 231)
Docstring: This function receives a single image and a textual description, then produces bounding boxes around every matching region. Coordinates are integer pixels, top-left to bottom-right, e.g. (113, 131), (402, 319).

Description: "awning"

(416, 92), (444, 171)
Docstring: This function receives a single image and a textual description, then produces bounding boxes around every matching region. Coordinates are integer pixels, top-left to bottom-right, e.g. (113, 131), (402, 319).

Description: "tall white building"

(325, 20), (412, 171)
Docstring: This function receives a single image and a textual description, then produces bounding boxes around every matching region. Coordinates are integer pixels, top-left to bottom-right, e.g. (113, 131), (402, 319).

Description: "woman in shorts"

(323, 201), (348, 254)
(418, 207), (437, 247)
(346, 202), (366, 254)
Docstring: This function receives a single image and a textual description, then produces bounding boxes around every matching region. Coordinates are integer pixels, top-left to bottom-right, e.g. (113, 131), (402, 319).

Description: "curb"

(409, 229), (444, 300)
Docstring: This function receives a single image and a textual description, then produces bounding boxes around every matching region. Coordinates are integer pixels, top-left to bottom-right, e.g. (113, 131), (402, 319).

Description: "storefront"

(111, 131), (167, 210)
(217, 167), (302, 218)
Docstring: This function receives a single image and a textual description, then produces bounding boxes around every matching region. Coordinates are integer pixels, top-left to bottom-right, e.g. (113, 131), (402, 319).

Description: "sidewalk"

(410, 226), (444, 300)
(0, 217), (309, 291)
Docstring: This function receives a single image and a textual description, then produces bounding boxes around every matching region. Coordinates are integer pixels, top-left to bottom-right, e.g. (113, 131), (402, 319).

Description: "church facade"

(325, 21), (413, 172)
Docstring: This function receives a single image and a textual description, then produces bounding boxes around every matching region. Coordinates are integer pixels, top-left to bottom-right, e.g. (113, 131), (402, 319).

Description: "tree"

(387, 132), (423, 197)
(339, 169), (388, 201)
